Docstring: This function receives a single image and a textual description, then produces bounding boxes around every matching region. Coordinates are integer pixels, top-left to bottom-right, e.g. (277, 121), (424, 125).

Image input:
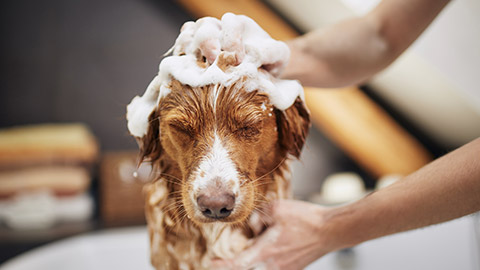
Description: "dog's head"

(136, 77), (309, 225)
(127, 13), (310, 226)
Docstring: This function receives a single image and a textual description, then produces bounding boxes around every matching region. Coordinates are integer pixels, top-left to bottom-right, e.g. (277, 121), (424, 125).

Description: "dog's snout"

(197, 192), (235, 220)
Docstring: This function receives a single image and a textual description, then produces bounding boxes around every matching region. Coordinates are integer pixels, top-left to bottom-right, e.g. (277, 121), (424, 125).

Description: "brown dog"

(127, 13), (310, 270)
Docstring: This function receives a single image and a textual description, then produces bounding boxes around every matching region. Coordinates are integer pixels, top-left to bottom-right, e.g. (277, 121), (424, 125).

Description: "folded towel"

(0, 123), (98, 169)
(0, 190), (94, 230)
(0, 166), (90, 197)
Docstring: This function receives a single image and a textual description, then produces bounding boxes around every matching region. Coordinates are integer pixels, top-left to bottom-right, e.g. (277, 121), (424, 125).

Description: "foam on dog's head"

(127, 13), (304, 138)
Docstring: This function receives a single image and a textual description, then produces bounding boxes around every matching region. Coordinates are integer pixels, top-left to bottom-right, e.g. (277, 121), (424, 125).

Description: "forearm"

(324, 137), (480, 250)
(283, 0), (450, 88)
(285, 17), (388, 87)
(213, 138), (479, 269)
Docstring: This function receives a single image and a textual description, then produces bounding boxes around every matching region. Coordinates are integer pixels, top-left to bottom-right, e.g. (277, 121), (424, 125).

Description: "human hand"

(211, 200), (336, 270)
(280, 35), (334, 87)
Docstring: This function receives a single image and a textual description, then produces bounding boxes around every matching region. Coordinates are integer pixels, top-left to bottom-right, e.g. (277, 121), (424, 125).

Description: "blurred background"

(0, 0), (192, 262)
(0, 0), (478, 268)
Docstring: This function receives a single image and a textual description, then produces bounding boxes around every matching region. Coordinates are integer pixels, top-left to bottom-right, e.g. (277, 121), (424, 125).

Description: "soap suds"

(127, 13), (304, 138)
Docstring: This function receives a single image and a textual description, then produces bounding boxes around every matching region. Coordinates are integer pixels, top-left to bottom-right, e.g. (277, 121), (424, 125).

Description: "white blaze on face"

(191, 133), (240, 200)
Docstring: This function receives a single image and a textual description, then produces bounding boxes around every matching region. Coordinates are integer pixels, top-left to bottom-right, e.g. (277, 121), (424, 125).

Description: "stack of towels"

(0, 123), (98, 230)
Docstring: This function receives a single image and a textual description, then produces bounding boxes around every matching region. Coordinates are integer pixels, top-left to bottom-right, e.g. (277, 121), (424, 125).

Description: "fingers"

(211, 239), (262, 269)
(212, 223), (283, 269)
(173, 21), (195, 56)
(199, 38), (221, 64)
(212, 259), (273, 270)
(210, 249), (263, 270)
(171, 13), (290, 78)
(250, 200), (285, 235)
(221, 13), (245, 65)
(193, 17), (222, 64)
(260, 199), (284, 221)
(211, 258), (235, 270)
(172, 14), (247, 66)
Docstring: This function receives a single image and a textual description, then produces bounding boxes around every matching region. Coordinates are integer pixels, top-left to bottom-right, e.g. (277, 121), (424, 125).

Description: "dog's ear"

(275, 98), (310, 158)
(137, 109), (163, 164)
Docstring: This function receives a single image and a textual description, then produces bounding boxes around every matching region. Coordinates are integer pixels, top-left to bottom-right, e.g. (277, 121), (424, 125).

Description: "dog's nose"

(197, 192), (235, 219)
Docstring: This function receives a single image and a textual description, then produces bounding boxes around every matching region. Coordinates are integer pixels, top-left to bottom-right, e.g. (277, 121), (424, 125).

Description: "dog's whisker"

(151, 178), (180, 187)
(162, 200), (185, 216)
(154, 172), (183, 183)
(148, 170), (182, 181)
(232, 220), (249, 234)
(162, 209), (183, 225)
(254, 191), (270, 200)
(253, 197), (270, 205)
(243, 157), (288, 188)
(174, 210), (192, 236)
(161, 179), (182, 186)
(250, 181), (274, 188)
(165, 207), (187, 236)
(174, 209), (187, 225)
(162, 203), (182, 214)
(251, 205), (273, 229)
(165, 189), (184, 196)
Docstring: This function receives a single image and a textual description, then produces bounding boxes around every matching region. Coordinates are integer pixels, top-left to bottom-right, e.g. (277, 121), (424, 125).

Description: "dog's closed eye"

(167, 121), (197, 148)
(169, 122), (193, 136)
(229, 107), (264, 140)
(234, 125), (261, 140)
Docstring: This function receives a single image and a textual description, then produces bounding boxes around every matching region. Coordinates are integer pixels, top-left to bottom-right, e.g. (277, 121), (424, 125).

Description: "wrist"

(282, 38), (305, 79)
(304, 204), (355, 257)
(320, 203), (369, 251)
(282, 36), (326, 86)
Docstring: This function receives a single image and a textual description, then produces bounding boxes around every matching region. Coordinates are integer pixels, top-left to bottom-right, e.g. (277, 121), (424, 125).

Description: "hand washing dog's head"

(127, 13), (309, 226)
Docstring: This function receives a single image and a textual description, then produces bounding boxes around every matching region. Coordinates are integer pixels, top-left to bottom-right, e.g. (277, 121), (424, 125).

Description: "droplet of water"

(187, 215), (191, 219)
(133, 171), (138, 178)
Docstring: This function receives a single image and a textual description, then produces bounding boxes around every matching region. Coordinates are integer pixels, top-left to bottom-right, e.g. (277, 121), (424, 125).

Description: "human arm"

(283, 0), (451, 87)
(212, 137), (480, 269)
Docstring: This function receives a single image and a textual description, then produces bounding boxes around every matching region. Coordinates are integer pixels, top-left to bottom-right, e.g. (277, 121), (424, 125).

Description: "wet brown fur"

(137, 77), (310, 269)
